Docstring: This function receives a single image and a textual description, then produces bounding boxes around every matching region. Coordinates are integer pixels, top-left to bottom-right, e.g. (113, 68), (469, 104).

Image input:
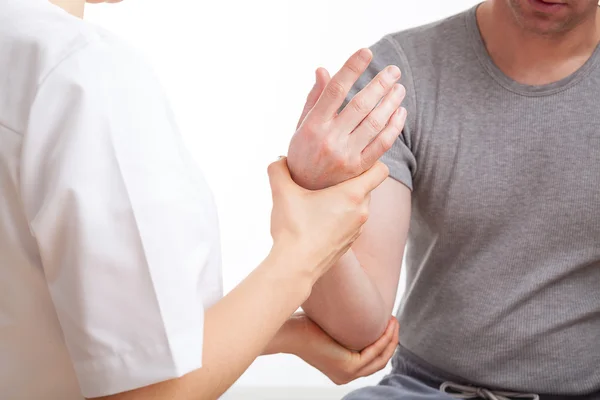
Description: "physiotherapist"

(0, 0), (410, 399)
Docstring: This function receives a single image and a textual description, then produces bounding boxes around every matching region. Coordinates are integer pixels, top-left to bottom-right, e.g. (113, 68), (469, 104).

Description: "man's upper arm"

(354, 176), (411, 315)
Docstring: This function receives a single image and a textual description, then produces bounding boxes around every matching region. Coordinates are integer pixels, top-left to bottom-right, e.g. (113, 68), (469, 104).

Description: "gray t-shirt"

(347, 5), (600, 395)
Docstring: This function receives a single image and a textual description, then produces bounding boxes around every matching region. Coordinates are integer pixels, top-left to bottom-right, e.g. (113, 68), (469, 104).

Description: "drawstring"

(440, 382), (540, 400)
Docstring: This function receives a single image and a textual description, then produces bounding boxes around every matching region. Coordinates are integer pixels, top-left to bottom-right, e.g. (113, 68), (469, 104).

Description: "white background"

(85, 0), (480, 394)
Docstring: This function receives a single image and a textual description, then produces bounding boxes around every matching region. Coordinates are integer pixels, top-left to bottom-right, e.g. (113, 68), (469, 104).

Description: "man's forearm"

(302, 249), (389, 351)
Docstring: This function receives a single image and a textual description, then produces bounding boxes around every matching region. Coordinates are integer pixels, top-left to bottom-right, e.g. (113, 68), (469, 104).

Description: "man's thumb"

(297, 68), (331, 129)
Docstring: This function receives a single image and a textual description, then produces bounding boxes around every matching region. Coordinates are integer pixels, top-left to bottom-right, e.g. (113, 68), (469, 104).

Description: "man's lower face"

(507, 0), (598, 35)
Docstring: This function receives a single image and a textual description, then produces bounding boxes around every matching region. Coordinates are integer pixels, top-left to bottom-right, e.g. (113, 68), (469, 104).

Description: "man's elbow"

(335, 313), (389, 351)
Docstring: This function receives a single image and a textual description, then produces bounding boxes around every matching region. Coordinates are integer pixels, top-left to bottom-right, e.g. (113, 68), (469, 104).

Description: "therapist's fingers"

(267, 157), (297, 198)
(356, 318), (399, 377)
(355, 317), (396, 365)
(297, 68), (331, 130)
(339, 161), (389, 198)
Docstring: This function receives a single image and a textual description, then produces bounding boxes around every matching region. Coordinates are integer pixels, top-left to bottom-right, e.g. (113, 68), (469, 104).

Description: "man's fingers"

(350, 84), (405, 150)
(267, 157), (295, 197)
(361, 107), (407, 168)
(312, 48), (373, 121)
(297, 68), (331, 129)
(338, 66), (401, 131)
(343, 161), (390, 196)
(356, 319), (399, 377)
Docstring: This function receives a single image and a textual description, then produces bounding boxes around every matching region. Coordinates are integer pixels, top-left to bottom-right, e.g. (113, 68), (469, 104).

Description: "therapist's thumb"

(268, 157), (296, 197)
(342, 161), (390, 196)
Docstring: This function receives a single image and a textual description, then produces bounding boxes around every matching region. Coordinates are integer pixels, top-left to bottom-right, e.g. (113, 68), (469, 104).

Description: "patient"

(287, 1), (600, 399)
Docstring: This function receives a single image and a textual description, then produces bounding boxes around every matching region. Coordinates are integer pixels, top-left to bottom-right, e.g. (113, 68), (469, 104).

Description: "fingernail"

(387, 65), (401, 79)
(392, 84), (405, 96)
(278, 155), (286, 160)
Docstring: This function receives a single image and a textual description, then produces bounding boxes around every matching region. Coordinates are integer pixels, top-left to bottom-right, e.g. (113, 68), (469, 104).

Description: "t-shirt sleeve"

(19, 37), (222, 398)
(342, 36), (418, 190)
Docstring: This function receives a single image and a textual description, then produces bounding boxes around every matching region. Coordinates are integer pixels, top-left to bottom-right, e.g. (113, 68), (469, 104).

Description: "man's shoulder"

(382, 8), (473, 66)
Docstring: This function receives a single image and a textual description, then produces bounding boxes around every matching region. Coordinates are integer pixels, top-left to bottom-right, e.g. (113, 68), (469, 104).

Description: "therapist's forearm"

(200, 247), (314, 399)
(302, 250), (389, 351)
(91, 244), (314, 400)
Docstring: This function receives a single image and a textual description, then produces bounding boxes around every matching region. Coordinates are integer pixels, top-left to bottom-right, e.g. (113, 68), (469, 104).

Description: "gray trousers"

(343, 372), (453, 400)
(343, 346), (600, 400)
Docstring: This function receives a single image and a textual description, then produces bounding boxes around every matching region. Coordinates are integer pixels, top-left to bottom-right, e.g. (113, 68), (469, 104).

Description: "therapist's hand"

(267, 157), (388, 283)
(264, 313), (399, 385)
(288, 49), (407, 190)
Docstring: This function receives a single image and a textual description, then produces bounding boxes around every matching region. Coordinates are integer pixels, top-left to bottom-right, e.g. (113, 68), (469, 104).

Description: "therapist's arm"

(91, 160), (389, 400)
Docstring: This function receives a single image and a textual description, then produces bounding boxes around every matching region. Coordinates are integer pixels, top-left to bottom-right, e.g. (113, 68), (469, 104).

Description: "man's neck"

(477, 0), (600, 85)
(49, 0), (85, 18)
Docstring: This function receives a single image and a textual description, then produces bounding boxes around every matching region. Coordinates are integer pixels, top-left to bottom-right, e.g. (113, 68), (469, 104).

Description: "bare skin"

(50, 0), (121, 17)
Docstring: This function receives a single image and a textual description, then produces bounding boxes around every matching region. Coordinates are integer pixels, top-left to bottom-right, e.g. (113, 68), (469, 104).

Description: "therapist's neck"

(50, 0), (85, 18)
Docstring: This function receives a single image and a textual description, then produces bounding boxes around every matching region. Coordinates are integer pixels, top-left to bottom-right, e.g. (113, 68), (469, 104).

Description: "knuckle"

(346, 59), (363, 75)
(321, 144), (348, 168)
(304, 122), (322, 138)
(352, 155), (363, 168)
(376, 76), (389, 92)
(321, 137), (337, 155)
(350, 95), (370, 114)
(358, 206), (370, 225)
(334, 155), (348, 170)
(380, 133), (398, 151)
(365, 116), (384, 133)
(325, 80), (346, 100)
(347, 189), (364, 206)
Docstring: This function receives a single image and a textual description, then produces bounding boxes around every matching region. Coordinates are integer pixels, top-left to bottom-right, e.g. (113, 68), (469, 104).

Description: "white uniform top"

(0, 0), (223, 398)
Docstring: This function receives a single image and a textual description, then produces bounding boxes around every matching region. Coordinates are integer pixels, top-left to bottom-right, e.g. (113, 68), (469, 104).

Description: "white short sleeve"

(19, 35), (222, 398)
